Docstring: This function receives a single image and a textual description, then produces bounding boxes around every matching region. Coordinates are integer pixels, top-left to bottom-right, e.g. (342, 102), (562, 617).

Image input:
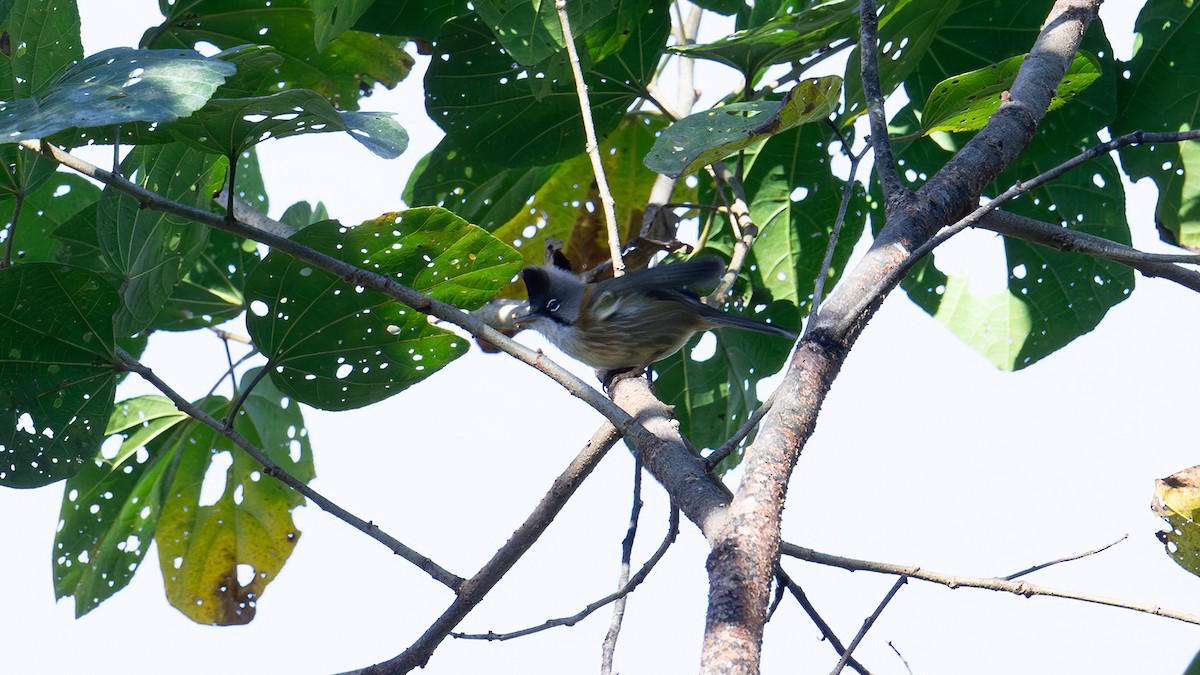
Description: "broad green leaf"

(883, 1), (1126, 370)
(154, 230), (259, 331)
(0, 47), (235, 143)
(656, 123), (864, 454)
(279, 200), (329, 230)
(54, 396), (191, 617)
(1112, 0), (1200, 251)
(489, 113), (686, 284)
(0, 0), (81, 99)
(167, 88), (409, 159)
(842, 0), (963, 121)
(311, 0), (376, 50)
(350, 0), (469, 42)
(145, 0), (414, 111)
(156, 371), (313, 625)
(244, 207), (522, 410)
(0, 0), (82, 198)
(474, 0), (647, 67)
(673, 0), (858, 78)
(1153, 465), (1200, 579)
(689, 0), (743, 16)
(0, 264), (119, 487)
(426, 2), (669, 167)
(0, 172), (100, 264)
(404, 136), (561, 232)
(921, 52), (1101, 135)
(97, 143), (222, 336)
(644, 76), (842, 179)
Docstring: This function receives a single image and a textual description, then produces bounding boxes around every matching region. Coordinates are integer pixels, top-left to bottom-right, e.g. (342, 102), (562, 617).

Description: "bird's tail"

(700, 306), (798, 340)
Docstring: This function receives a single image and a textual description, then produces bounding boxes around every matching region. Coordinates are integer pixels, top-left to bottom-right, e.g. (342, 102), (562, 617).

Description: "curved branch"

(781, 542), (1200, 627)
(858, 0), (908, 209)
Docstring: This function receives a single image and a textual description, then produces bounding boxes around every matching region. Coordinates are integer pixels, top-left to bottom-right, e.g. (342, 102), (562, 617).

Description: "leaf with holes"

(145, 0), (413, 111)
(167, 88), (408, 159)
(644, 76), (841, 179)
(349, 0), (469, 41)
(920, 52), (1101, 135)
(1112, 0), (1200, 250)
(0, 264), (120, 487)
(672, 0), (858, 78)
(155, 370), (313, 625)
(244, 207), (522, 410)
(0, 172), (101, 265)
(153, 230), (260, 331)
(97, 143), (223, 337)
(1153, 465), (1200, 579)
(54, 396), (191, 617)
(426, 2), (669, 167)
(473, 0), (646, 67)
(311, 0), (376, 50)
(0, 47), (235, 143)
(0, 0), (81, 100)
(881, 1), (1127, 370)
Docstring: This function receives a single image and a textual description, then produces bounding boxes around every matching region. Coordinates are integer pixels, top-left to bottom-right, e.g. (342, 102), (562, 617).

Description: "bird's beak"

(513, 312), (534, 326)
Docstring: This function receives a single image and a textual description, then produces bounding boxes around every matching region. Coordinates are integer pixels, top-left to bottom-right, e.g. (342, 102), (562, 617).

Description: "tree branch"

(979, 210), (1200, 292)
(348, 423), (623, 674)
(781, 542), (1200, 626)
(858, 0), (908, 209)
(775, 567), (870, 675)
(601, 460), (645, 673)
(448, 503), (679, 644)
(831, 577), (907, 675)
(117, 348), (464, 591)
(556, 0), (624, 276)
(698, 4), (1105, 673)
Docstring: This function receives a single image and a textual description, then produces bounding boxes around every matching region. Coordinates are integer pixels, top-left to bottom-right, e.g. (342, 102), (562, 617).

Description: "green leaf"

(0, 264), (119, 487)
(0, 172), (100, 264)
(54, 396), (191, 617)
(167, 88), (409, 159)
(244, 207), (522, 410)
(156, 371), (313, 625)
(0, 47), (235, 143)
(842, 0), (963, 121)
(644, 76), (842, 179)
(153, 229), (259, 331)
(656, 123), (864, 454)
(426, 2), (669, 167)
(97, 143), (223, 336)
(0, 0), (81, 99)
(474, 0), (646, 67)
(311, 0), (376, 50)
(145, 0), (414, 111)
(1153, 465), (1200, 581)
(673, 0), (858, 78)
(279, 200), (329, 229)
(350, 0), (469, 41)
(920, 52), (1101, 135)
(1112, 0), (1200, 251)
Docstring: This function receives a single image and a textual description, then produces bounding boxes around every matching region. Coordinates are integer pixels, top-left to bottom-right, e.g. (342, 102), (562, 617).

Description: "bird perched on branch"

(515, 257), (796, 371)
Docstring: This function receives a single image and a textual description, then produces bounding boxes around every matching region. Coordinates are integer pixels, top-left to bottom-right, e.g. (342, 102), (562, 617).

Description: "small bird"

(515, 257), (797, 370)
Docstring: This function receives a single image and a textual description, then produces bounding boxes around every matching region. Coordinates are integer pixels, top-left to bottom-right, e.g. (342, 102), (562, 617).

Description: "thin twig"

(706, 162), (758, 307)
(781, 542), (1200, 627)
(888, 642), (914, 675)
(1, 191), (25, 268)
(832, 128), (1200, 338)
(776, 567), (871, 675)
(367, 424), (623, 671)
(1003, 534), (1127, 580)
(805, 139), (870, 338)
(601, 460), (645, 673)
(556, 0), (624, 276)
(706, 392), (775, 470)
(449, 504), (680, 643)
(224, 364), (270, 428)
(117, 347), (465, 590)
(831, 577), (907, 675)
(858, 0), (909, 208)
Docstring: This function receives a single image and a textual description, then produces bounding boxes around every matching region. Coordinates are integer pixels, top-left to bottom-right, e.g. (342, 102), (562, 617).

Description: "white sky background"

(4, 1), (1200, 674)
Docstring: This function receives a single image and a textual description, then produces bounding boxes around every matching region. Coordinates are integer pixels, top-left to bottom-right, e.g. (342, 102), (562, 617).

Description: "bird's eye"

(546, 299), (560, 312)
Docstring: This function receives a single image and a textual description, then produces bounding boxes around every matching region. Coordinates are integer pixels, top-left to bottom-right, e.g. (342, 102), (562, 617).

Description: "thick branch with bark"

(696, 2), (1104, 672)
